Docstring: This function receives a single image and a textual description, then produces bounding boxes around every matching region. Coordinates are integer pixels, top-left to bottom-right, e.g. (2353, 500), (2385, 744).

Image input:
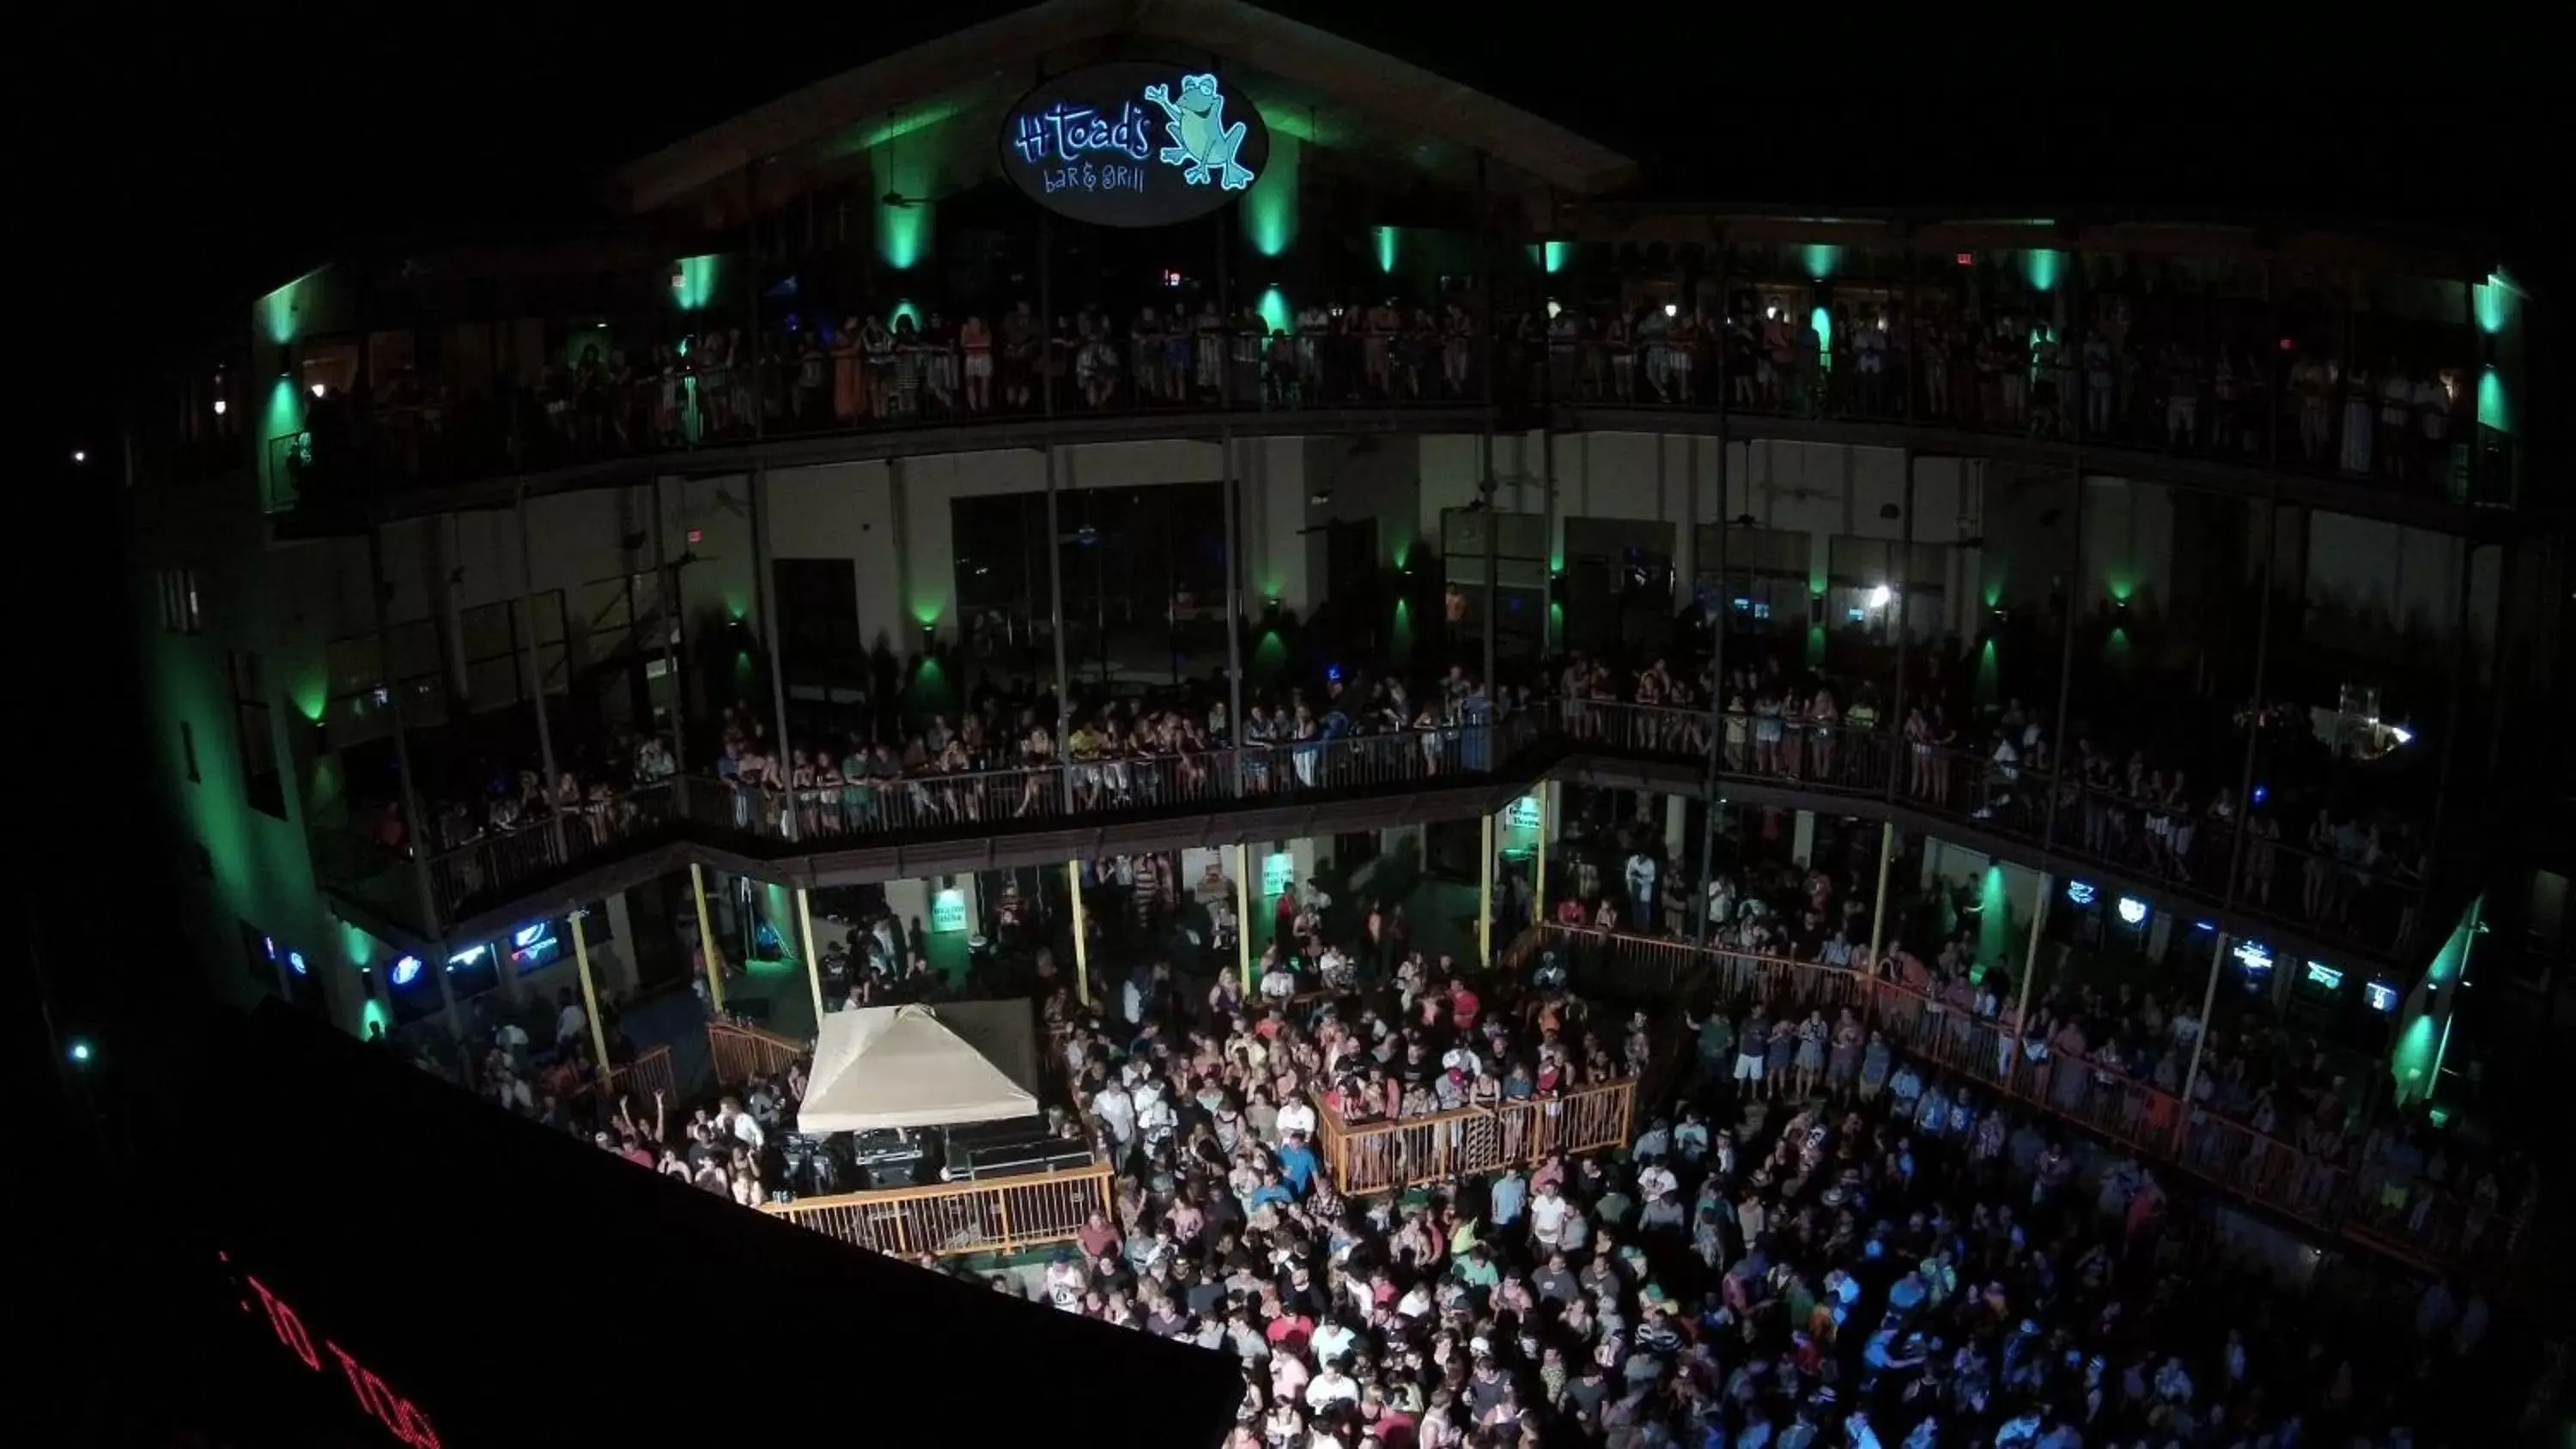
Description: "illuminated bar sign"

(999, 63), (1268, 227)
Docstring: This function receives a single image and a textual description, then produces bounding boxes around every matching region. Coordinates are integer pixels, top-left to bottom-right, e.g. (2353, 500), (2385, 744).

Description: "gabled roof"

(611, 0), (1635, 215)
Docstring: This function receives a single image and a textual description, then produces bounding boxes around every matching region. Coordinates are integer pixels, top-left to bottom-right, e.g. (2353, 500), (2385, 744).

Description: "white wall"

(2079, 476), (2178, 616)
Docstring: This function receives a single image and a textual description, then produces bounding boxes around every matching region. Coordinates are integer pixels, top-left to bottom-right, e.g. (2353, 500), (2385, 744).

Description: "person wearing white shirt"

(1261, 955), (1299, 1003)
(1092, 1082), (1136, 1149)
(553, 990), (587, 1047)
(1274, 1097), (1317, 1141)
(721, 1097), (766, 1153)
(1304, 1367), (1359, 1412)
(1310, 1318), (1356, 1367)
(1528, 1183), (1572, 1249)
(1625, 852), (1659, 931)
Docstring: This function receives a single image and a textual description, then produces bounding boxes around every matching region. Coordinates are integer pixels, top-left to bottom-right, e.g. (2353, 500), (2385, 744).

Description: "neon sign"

(220, 1249), (445, 1447)
(999, 63), (1269, 228)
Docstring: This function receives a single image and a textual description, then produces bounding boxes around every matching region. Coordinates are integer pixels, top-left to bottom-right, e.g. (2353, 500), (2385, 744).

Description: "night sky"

(16, 6), (2557, 1439)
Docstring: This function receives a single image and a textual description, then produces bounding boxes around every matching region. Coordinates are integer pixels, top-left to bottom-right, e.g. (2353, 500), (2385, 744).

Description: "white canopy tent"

(795, 1002), (1041, 1134)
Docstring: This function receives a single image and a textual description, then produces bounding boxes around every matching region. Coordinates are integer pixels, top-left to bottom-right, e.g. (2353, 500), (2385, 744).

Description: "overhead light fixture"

(213, 398), (228, 416)
(1867, 584), (1893, 609)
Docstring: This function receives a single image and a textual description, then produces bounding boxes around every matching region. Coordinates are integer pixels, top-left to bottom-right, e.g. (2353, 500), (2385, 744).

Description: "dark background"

(16, 4), (2557, 1440)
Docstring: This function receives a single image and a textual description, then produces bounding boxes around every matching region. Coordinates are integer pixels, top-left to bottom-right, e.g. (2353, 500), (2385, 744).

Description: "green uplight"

(671, 255), (723, 312)
(68, 1039), (94, 1065)
(872, 146), (933, 270)
(2473, 271), (2518, 335)
(1805, 623), (1826, 667)
(361, 998), (392, 1037)
(2476, 367), (2510, 433)
(1526, 240), (1570, 275)
(1257, 288), (1292, 337)
(2022, 249), (2060, 293)
(1243, 133), (1298, 258)
(2106, 578), (2133, 604)
(2105, 626), (2133, 664)
(1977, 865), (2014, 972)
(339, 920), (376, 968)
(1811, 307), (1833, 371)
(889, 300), (923, 330)
(1974, 639), (2000, 706)
(1801, 244), (1842, 281)
(1373, 226), (1400, 275)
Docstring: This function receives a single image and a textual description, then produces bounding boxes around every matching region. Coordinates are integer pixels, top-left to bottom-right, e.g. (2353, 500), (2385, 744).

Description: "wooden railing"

(1515, 922), (2527, 1282)
(1315, 1077), (1634, 1197)
(568, 1044), (677, 1114)
(708, 1021), (811, 1087)
(762, 1157), (1114, 1259)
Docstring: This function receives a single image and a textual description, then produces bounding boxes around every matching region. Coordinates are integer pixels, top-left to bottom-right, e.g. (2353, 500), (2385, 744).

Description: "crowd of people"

(295, 263), (2488, 509)
(1552, 635), (2434, 955)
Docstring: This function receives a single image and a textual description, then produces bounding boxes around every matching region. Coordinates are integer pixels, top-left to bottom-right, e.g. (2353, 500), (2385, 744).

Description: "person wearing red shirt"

(1449, 982), (1480, 1033)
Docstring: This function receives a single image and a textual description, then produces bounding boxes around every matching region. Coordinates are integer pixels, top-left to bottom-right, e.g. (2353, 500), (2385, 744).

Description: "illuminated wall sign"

(2063, 880), (2097, 907)
(2115, 896), (2149, 927)
(2304, 961), (2344, 990)
(931, 888), (969, 934)
(1262, 851), (1296, 897)
(2363, 979), (2399, 1013)
(999, 63), (1270, 228)
(2230, 940), (2274, 974)
(1508, 795), (1542, 830)
(389, 955), (425, 988)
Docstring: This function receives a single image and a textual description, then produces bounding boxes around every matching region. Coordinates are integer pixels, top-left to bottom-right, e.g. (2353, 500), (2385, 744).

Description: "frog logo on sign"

(1000, 62), (1270, 228)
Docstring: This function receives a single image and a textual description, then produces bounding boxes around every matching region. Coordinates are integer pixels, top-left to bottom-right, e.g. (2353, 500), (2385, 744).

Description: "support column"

(690, 863), (726, 1016)
(1478, 814), (1496, 966)
(651, 476), (688, 777)
(514, 481), (567, 868)
(1662, 796), (1689, 866)
(1864, 822), (1896, 967)
(1533, 781), (1552, 926)
(1066, 860), (1091, 1007)
(1790, 810), (1817, 872)
(1883, 450), (1917, 803)
(750, 466), (797, 841)
(368, 523), (460, 1043)
(2014, 873), (2051, 1049)
(569, 909), (612, 1083)
(2173, 931), (2229, 1152)
(796, 888), (826, 1023)
(1222, 429), (1246, 791)
(1694, 408), (1733, 941)
(1229, 841), (1255, 994)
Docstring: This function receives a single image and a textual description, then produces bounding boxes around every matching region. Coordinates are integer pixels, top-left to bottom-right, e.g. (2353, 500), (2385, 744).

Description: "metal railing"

(1522, 922), (2524, 1281)
(422, 780), (679, 917)
(682, 713), (1544, 848)
(762, 1156), (1115, 1259)
(1312, 1076), (1634, 1197)
(1562, 706), (2429, 960)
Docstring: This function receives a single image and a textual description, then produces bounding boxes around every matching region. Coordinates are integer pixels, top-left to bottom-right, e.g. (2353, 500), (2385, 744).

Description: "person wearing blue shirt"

(1249, 1167), (1295, 1210)
(1489, 1167), (1528, 1230)
(1276, 1133), (1319, 1196)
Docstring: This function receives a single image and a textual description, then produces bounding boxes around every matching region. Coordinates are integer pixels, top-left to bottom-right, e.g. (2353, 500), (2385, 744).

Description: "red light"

(230, 1258), (445, 1448)
(2278, 337), (2296, 352)
(687, 528), (704, 544)
(1954, 252), (1973, 267)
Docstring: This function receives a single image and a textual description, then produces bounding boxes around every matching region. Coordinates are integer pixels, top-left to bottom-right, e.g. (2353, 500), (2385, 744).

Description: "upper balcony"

(236, 233), (2532, 543)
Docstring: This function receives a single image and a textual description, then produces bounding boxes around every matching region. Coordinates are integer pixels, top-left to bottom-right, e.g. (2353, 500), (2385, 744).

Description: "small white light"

(1867, 584), (1893, 609)
(1663, 303), (1678, 318)
(2117, 896), (2148, 926)
(213, 398), (228, 416)
(2388, 726), (2413, 746)
(71, 450), (87, 464)
(1546, 300), (1562, 319)
(310, 381), (327, 398)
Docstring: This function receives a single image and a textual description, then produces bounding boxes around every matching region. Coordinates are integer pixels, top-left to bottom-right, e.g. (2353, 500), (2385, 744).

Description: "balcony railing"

(1528, 924), (2524, 1280)
(269, 284), (2513, 518)
(707, 1022), (811, 1088)
(1311, 1076), (1634, 1197)
(330, 715), (1550, 938)
(1567, 699), (2429, 960)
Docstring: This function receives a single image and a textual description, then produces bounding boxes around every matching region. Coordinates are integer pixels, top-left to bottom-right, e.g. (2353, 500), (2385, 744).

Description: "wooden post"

(1863, 821), (1896, 1030)
(796, 887), (826, 1025)
(1230, 841), (1255, 996)
(1067, 860), (1091, 1007)
(1532, 781), (1551, 926)
(1477, 814), (1496, 966)
(690, 863), (727, 1016)
(569, 910), (613, 1085)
